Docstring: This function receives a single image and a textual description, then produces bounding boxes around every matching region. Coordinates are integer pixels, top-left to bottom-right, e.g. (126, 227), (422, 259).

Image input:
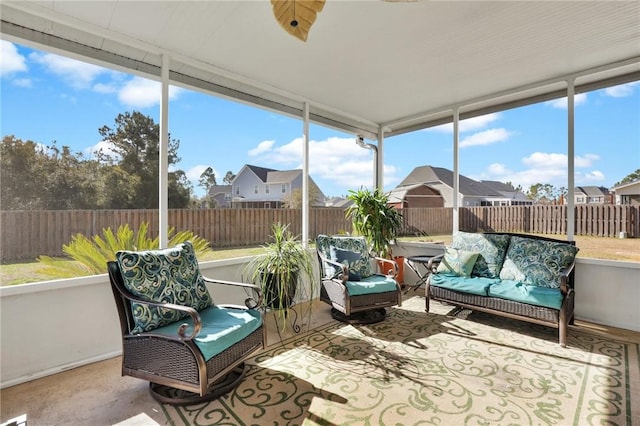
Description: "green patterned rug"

(163, 297), (639, 426)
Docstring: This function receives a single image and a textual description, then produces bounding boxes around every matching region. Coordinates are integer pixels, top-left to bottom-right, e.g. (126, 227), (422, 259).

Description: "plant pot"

(378, 256), (405, 284)
(260, 271), (298, 310)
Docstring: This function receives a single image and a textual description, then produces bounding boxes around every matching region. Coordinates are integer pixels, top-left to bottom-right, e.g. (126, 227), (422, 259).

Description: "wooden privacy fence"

(1, 205), (637, 261)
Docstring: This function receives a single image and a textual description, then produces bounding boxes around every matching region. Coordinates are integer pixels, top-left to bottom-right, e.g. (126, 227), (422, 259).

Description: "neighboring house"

(388, 183), (444, 208)
(207, 185), (233, 208)
(612, 181), (640, 205)
(396, 166), (532, 208)
(231, 164), (326, 208)
(325, 197), (353, 208)
(574, 186), (613, 204)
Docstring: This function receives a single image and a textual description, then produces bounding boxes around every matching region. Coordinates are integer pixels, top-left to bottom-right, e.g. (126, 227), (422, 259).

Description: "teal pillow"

(451, 232), (510, 278)
(116, 242), (213, 334)
(436, 248), (479, 277)
(499, 236), (578, 288)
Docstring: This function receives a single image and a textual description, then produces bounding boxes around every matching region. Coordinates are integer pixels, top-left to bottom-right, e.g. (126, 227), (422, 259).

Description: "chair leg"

(149, 363), (246, 406)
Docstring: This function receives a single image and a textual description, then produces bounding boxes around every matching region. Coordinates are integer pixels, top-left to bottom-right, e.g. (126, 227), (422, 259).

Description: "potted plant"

(245, 222), (315, 328)
(346, 187), (405, 282)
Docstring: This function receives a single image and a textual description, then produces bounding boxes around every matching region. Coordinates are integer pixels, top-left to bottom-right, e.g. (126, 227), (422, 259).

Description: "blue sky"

(2, 40), (639, 198)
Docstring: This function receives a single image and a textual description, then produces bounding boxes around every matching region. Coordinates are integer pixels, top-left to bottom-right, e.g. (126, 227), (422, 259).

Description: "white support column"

(302, 102), (310, 249)
(452, 107), (460, 233)
(159, 54), (169, 247)
(377, 126), (384, 190)
(567, 79), (576, 241)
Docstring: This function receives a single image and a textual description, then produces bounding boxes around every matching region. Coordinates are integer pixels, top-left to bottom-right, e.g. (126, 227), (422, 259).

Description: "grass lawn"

(1, 234), (638, 287)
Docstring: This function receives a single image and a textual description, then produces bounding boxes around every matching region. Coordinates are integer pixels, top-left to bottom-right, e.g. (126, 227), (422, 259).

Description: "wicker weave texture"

(206, 328), (264, 381)
(429, 286), (561, 323)
(123, 337), (199, 385)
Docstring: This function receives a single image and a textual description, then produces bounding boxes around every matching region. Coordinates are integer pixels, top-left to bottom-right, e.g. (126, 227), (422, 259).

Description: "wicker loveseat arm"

(559, 258), (577, 295)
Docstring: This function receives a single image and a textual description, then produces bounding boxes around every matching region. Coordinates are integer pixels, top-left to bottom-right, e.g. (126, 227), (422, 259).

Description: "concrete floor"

(2, 296), (638, 426)
(0, 301), (334, 426)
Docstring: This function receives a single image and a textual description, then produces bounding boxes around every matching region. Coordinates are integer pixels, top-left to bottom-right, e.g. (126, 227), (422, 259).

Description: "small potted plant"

(245, 222), (315, 328)
(346, 187), (405, 281)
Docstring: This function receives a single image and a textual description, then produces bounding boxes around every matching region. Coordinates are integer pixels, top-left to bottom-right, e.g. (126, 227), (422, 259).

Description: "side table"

(404, 255), (440, 293)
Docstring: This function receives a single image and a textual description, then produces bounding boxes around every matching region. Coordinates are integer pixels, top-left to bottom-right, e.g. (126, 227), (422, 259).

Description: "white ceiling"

(2, 1), (639, 139)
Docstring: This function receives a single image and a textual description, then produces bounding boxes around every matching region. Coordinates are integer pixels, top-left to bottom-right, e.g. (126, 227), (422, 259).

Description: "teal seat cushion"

(430, 274), (498, 296)
(345, 274), (398, 296)
(488, 280), (564, 310)
(153, 305), (263, 361)
(115, 242), (213, 334)
(451, 231), (511, 278)
(499, 236), (578, 288)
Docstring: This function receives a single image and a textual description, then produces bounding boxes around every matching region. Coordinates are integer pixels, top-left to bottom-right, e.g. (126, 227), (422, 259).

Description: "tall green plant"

(37, 222), (211, 277)
(346, 187), (403, 258)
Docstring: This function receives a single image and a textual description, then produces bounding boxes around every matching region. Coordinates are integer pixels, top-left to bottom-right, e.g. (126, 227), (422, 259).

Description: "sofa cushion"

(115, 242), (213, 334)
(436, 248), (479, 277)
(499, 236), (578, 288)
(451, 232), (510, 278)
(330, 246), (364, 281)
(430, 274), (499, 296)
(345, 274), (398, 296)
(152, 305), (262, 361)
(487, 280), (564, 310)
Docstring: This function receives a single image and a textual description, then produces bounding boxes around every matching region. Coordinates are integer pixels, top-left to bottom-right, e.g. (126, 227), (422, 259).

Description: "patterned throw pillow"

(499, 236), (579, 288)
(451, 232), (510, 278)
(115, 241), (213, 334)
(436, 247), (479, 277)
(316, 235), (373, 278)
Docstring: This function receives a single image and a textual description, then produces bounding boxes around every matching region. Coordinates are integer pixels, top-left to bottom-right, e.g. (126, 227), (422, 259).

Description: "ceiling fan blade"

(271, 0), (326, 42)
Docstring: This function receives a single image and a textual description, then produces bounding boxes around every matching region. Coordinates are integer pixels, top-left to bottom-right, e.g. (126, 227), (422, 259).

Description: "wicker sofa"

(426, 232), (578, 346)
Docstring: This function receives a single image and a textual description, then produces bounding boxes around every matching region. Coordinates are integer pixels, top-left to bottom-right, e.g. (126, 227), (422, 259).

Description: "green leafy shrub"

(37, 222), (211, 277)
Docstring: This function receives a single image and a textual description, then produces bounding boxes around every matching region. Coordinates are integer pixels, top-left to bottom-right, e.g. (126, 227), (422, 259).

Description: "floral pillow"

(437, 247), (479, 277)
(451, 232), (510, 278)
(499, 236), (579, 288)
(115, 241), (213, 334)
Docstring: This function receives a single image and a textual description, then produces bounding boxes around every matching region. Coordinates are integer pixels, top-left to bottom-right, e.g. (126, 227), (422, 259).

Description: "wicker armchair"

(107, 242), (266, 405)
(316, 235), (402, 324)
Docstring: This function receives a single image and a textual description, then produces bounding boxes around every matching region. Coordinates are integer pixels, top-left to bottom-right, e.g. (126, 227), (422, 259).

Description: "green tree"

(98, 111), (188, 208)
(614, 169), (640, 186)
(0, 136), (100, 209)
(282, 183), (324, 208)
(198, 166), (217, 196)
(223, 170), (236, 185)
(526, 183), (557, 204)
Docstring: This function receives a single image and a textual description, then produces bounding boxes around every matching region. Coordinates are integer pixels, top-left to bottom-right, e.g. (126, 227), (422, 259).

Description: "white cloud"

(30, 51), (106, 89)
(460, 128), (512, 148)
(186, 165), (217, 183)
(13, 78), (33, 88)
(249, 140), (276, 156)
(604, 82), (639, 98)
(545, 93), (587, 109)
(93, 82), (118, 94)
(85, 140), (119, 160)
(1, 41), (28, 77)
(118, 77), (183, 108)
(428, 113), (501, 133)
(247, 136), (399, 193)
(476, 152), (605, 189)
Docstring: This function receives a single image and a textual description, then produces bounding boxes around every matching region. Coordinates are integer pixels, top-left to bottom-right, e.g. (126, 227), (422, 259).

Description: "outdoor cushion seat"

(487, 280), (564, 310)
(429, 274), (499, 296)
(107, 241), (266, 405)
(316, 234), (402, 324)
